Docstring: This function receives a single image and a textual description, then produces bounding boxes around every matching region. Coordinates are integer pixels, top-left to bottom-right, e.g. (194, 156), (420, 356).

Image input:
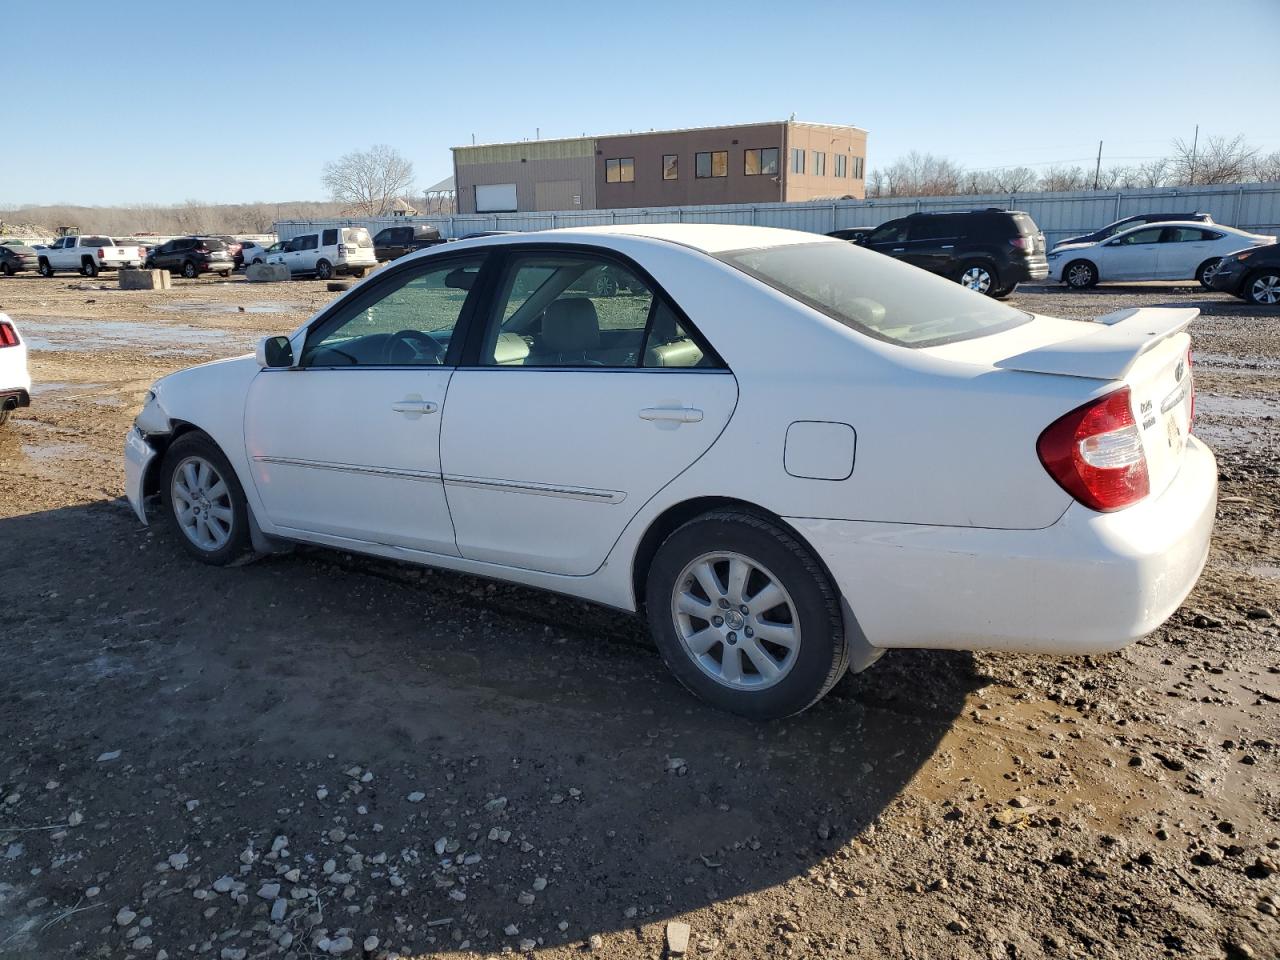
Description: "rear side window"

(82, 236), (110, 246)
(297, 235), (318, 251)
(1012, 214), (1040, 236)
(907, 217), (956, 241)
(344, 227), (373, 248)
(717, 241), (1030, 348)
(322, 229), (338, 246)
(203, 239), (227, 251)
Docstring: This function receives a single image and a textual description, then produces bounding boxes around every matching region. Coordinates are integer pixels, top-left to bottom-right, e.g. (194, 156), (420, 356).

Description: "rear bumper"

(787, 435), (1218, 656)
(1008, 256), (1050, 282)
(124, 427), (159, 524)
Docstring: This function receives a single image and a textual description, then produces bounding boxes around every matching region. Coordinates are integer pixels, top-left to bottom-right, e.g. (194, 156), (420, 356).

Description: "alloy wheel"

(170, 455), (234, 551)
(671, 551), (801, 691)
(959, 266), (992, 294)
(1067, 262), (1094, 288)
(1250, 273), (1280, 305)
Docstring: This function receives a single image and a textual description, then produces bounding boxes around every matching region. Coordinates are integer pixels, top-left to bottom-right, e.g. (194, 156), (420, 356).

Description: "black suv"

(1056, 212), (1212, 248)
(146, 237), (235, 278)
(372, 225), (446, 262)
(856, 209), (1048, 298)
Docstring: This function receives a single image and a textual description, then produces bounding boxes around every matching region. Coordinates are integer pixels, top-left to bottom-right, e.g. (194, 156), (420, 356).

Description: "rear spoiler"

(995, 307), (1197, 380)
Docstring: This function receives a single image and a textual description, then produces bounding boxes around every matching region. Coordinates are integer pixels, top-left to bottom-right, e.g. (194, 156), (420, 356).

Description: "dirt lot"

(0, 272), (1277, 960)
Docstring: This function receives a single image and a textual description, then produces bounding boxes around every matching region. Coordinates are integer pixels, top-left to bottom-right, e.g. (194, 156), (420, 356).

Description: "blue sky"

(5, 0), (1278, 207)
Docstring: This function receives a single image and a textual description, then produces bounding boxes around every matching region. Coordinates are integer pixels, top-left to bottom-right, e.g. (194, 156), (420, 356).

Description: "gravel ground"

(0, 273), (1276, 960)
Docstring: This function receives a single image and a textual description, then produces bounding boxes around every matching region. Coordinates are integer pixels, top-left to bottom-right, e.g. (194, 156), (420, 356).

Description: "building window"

(812, 151), (826, 176)
(853, 156), (864, 179)
(695, 151), (727, 178)
(835, 154), (847, 178)
(744, 147), (779, 176)
(663, 154), (678, 180)
(790, 148), (805, 175)
(605, 158), (635, 183)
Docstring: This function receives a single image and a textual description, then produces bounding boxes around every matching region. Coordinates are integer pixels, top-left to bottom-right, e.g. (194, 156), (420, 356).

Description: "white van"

(267, 227), (377, 279)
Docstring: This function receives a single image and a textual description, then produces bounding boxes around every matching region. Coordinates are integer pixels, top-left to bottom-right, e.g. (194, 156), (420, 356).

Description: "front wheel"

(0, 409), (9, 427)
(645, 511), (848, 719)
(315, 259), (334, 280)
(1, 263), (13, 277)
(38, 259), (53, 277)
(1245, 270), (1280, 305)
(1064, 259), (1098, 289)
(1196, 258), (1223, 289)
(159, 432), (251, 564)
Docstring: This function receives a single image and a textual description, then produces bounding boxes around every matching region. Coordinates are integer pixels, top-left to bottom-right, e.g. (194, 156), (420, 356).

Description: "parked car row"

(827, 209), (1279, 305)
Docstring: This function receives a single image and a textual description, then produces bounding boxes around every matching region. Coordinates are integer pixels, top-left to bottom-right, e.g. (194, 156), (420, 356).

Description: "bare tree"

(1133, 159), (1170, 188)
(321, 145), (415, 217)
(996, 166), (1038, 193)
(1251, 151), (1280, 183)
(1170, 134), (1256, 185)
(877, 152), (964, 197)
(1039, 165), (1088, 192)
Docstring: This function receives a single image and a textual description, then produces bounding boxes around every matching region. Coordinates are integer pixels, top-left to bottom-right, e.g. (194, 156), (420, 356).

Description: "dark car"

(856, 209), (1048, 298)
(372, 225), (446, 262)
(827, 227), (871, 243)
(1056, 212), (1213, 249)
(0, 244), (39, 276)
(1208, 242), (1280, 305)
(214, 236), (245, 270)
(146, 237), (235, 278)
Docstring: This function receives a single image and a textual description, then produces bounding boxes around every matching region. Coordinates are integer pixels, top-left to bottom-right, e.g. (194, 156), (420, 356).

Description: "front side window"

(663, 154), (678, 180)
(866, 221), (908, 245)
(301, 256), (484, 367)
(790, 148), (805, 174)
(479, 253), (722, 369)
(744, 147), (779, 176)
(717, 241), (1030, 348)
(812, 151), (826, 176)
(605, 158), (635, 183)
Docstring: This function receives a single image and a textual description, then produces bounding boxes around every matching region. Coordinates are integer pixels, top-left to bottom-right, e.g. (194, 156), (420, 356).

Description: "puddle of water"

(21, 440), (91, 462)
(152, 299), (300, 314)
(30, 381), (103, 396)
(1195, 395), (1280, 418)
(1250, 564), (1280, 580)
(16, 317), (236, 355)
(1192, 351), (1280, 377)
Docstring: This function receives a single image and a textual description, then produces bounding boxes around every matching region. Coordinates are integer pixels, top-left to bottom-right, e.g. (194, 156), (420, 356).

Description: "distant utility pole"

(1093, 140), (1103, 190)
(1189, 124), (1199, 186)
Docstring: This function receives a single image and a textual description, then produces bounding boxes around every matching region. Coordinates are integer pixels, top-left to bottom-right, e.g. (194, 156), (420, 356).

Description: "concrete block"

(119, 269), (171, 291)
(246, 263), (291, 283)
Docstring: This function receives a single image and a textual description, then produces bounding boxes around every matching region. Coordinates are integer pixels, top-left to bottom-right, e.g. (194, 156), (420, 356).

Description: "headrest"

(542, 298), (600, 354)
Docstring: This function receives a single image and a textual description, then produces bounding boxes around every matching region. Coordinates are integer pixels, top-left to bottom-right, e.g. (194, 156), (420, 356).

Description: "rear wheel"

(1, 263), (13, 277)
(81, 258), (98, 277)
(991, 282), (1017, 300)
(0, 409), (10, 427)
(315, 259), (334, 280)
(956, 261), (998, 296)
(219, 270), (231, 278)
(159, 432), (251, 565)
(645, 510), (848, 719)
(1196, 258), (1223, 289)
(350, 268), (366, 279)
(1064, 259), (1098, 289)
(1245, 270), (1280, 305)
(181, 260), (197, 279)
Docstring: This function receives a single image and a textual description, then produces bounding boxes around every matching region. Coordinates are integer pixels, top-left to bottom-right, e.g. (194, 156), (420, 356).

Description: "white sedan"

(0, 312), (31, 427)
(1049, 221), (1276, 289)
(124, 225), (1217, 718)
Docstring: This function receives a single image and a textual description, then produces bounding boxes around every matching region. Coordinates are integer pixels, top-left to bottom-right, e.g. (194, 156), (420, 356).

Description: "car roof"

(455, 223), (834, 255)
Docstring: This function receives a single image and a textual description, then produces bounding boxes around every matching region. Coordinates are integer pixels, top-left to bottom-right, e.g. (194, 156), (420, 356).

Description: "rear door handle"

(639, 407), (703, 423)
(892, 247), (906, 252)
(391, 396), (438, 417)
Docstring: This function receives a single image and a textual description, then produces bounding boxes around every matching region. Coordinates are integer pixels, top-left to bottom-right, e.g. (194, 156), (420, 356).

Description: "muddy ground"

(0, 272), (1276, 960)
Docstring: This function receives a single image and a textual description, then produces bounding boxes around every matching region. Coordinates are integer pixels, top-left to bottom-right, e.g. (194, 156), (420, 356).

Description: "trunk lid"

(928, 307), (1197, 502)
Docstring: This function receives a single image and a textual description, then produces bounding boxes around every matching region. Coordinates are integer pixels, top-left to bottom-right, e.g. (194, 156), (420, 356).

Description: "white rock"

(363, 935), (379, 951)
(97, 750), (121, 763)
(407, 792), (425, 803)
(327, 935), (354, 954)
(434, 837), (448, 856)
(324, 859), (337, 874)
(134, 935), (153, 950)
(85, 886), (100, 897)
(212, 876), (234, 894)
(504, 924), (520, 936)
(257, 882), (281, 900)
(558, 920), (568, 931)
(360, 772), (373, 783)
(185, 799), (200, 812)
(168, 852), (189, 870)
(517, 892), (535, 905)
(449, 888), (466, 901)
(316, 788), (329, 801)
(488, 828), (511, 843)
(115, 907), (136, 927)
(666, 920), (691, 955)
(271, 898), (287, 922)
(284, 867), (301, 882)
(67, 811), (84, 827)
(532, 877), (547, 891)
(220, 949), (246, 960)
(519, 939), (537, 951)
(484, 796), (508, 812)
(277, 932), (293, 949)
(271, 836), (289, 854)
(345, 766), (362, 779)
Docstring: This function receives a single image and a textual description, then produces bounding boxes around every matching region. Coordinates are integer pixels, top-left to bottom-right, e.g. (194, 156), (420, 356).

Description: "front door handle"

(391, 396), (438, 417)
(639, 407), (703, 423)
(892, 247), (905, 252)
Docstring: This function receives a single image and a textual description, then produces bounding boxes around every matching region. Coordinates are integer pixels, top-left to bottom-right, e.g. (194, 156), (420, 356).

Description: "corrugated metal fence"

(275, 182), (1280, 247)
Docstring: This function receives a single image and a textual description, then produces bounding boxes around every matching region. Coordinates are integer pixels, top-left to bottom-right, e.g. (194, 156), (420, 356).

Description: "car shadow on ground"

(0, 501), (983, 953)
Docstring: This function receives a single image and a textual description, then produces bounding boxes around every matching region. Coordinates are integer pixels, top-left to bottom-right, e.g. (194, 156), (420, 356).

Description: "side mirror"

(256, 335), (294, 369)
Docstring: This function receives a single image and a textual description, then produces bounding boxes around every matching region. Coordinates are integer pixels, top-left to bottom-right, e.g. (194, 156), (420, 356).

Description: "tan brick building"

(452, 121), (866, 214)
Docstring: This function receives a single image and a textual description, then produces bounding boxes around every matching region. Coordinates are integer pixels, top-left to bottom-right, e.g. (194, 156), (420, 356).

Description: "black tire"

(991, 282), (1018, 300)
(645, 510), (848, 719)
(350, 268), (366, 279)
(81, 258), (98, 278)
(159, 432), (251, 565)
(181, 260), (197, 279)
(219, 270), (231, 278)
(1064, 259), (1098, 289)
(1244, 269), (1280, 306)
(251, 258), (263, 266)
(37, 259), (53, 277)
(955, 260), (999, 296)
(315, 259), (334, 280)
(594, 273), (619, 297)
(0, 409), (10, 427)
(326, 281), (351, 293)
(1196, 258), (1222, 289)
(1, 263), (13, 277)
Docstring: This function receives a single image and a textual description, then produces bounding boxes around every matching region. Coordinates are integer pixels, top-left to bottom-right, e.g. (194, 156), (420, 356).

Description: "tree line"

(866, 134), (1280, 198)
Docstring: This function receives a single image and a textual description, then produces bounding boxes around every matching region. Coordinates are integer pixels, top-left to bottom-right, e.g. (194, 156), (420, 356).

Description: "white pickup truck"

(37, 235), (145, 277)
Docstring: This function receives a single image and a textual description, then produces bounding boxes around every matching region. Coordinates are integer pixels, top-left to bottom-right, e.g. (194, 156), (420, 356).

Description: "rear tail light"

(1037, 386), (1149, 512)
(1187, 348), (1195, 433)
(1010, 235), (1036, 253)
(195, 246), (209, 254)
(337, 243), (347, 256)
(0, 321), (19, 347)
(97, 248), (105, 259)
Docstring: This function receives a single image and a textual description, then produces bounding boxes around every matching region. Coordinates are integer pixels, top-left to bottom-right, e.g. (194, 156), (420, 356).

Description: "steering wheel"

(384, 329), (445, 365)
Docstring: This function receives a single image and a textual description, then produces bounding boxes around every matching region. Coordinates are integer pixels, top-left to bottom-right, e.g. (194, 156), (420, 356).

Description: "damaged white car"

(125, 225), (1217, 718)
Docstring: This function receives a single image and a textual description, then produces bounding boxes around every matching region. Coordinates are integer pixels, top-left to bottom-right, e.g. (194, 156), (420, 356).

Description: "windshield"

(716, 241), (1030, 348)
(343, 227), (373, 248)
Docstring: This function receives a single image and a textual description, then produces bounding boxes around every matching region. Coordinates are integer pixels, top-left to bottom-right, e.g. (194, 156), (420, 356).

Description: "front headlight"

(135, 389), (172, 436)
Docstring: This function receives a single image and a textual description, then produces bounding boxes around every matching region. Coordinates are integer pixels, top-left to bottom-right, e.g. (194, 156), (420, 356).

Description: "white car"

(124, 225), (1217, 718)
(0, 312), (31, 427)
(1049, 221), (1276, 289)
(239, 240), (271, 266)
(266, 226), (377, 280)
